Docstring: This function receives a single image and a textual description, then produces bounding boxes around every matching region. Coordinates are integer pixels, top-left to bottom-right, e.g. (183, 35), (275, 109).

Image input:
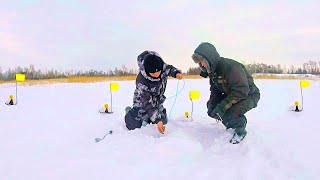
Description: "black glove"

(200, 71), (208, 78)
(209, 107), (225, 122)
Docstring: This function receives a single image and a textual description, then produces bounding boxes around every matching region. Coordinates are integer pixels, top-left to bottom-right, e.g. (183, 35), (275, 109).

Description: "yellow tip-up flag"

(110, 83), (119, 91)
(189, 90), (200, 100)
(300, 80), (310, 88)
(15, 74), (26, 82)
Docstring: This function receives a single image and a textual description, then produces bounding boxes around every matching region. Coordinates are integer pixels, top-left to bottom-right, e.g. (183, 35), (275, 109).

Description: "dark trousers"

(125, 107), (168, 130)
(216, 94), (260, 133)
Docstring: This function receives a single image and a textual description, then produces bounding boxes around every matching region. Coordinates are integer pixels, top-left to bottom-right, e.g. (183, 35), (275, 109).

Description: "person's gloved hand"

(210, 106), (225, 121)
(206, 100), (215, 117)
(207, 106), (214, 117)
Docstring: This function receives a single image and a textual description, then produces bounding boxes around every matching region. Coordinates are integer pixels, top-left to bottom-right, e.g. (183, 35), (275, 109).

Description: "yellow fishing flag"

(110, 83), (119, 91)
(15, 74), (26, 82)
(300, 80), (310, 88)
(189, 90), (200, 100)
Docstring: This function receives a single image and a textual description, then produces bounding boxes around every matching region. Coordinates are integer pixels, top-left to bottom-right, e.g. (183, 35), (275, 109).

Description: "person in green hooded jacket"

(192, 42), (260, 144)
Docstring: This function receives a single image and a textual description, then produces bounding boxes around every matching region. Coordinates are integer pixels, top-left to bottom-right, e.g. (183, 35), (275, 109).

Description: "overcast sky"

(1, 0), (319, 72)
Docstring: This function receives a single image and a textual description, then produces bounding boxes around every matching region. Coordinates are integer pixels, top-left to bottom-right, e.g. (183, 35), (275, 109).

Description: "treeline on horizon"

(186, 60), (320, 76)
(1, 61), (320, 81)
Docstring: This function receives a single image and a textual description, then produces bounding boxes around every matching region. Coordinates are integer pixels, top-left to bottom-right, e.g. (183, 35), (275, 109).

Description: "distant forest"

(1, 61), (320, 81)
(187, 61), (320, 76)
(0, 65), (138, 81)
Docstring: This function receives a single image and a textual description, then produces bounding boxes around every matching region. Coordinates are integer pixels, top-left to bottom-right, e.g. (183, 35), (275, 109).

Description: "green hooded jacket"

(193, 42), (260, 112)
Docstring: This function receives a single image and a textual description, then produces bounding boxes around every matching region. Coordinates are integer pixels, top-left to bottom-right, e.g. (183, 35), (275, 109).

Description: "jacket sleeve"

(207, 79), (223, 112)
(217, 66), (250, 112)
(163, 64), (181, 78)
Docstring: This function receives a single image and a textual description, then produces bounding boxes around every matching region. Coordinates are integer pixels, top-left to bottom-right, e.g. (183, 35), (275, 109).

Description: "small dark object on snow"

(99, 108), (113, 114)
(9, 99), (14, 105)
(5, 99), (15, 106)
(95, 130), (113, 142)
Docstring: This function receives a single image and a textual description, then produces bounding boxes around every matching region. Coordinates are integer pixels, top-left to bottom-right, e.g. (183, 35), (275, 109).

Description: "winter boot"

(125, 106), (131, 114)
(230, 128), (247, 144)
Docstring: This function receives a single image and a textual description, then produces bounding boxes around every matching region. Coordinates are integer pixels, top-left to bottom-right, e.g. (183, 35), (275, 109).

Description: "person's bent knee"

(125, 111), (142, 130)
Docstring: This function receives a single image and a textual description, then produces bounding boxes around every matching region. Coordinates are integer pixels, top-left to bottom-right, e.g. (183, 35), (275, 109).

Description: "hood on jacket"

(137, 51), (164, 82)
(192, 42), (221, 73)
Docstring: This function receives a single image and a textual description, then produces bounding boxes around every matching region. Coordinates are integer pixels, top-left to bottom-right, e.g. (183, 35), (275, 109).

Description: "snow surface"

(1, 79), (319, 180)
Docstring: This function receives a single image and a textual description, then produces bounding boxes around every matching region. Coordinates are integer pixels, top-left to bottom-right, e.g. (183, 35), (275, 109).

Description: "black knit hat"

(143, 54), (164, 74)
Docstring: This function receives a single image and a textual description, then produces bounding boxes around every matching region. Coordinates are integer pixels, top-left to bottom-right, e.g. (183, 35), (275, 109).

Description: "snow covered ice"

(1, 79), (319, 180)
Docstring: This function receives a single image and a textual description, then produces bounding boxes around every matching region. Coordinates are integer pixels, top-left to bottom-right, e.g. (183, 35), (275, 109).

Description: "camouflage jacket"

(132, 51), (181, 123)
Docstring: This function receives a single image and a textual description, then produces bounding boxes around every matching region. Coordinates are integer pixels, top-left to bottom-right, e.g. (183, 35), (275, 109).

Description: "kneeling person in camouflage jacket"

(125, 51), (182, 134)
